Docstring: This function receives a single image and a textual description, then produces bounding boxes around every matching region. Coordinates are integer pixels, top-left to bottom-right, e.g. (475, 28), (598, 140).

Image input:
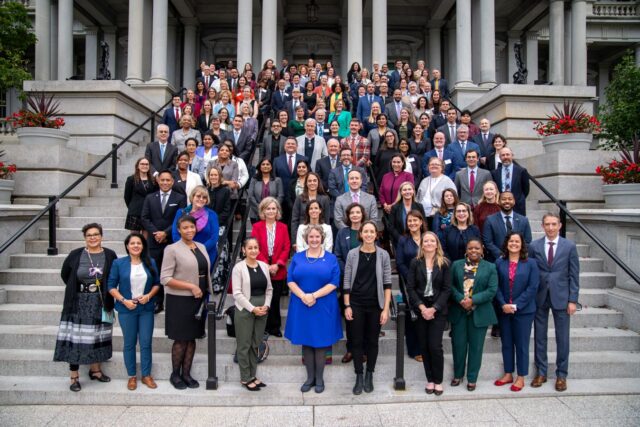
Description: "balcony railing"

(591, 2), (639, 18)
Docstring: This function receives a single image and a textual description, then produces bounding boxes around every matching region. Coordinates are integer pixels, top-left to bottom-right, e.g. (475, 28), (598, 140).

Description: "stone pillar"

(428, 21), (442, 71)
(347, 0), (363, 67)
(363, 18), (372, 69)
(50, 2), (58, 79)
(598, 62), (609, 107)
(35, 0), (51, 80)
(252, 22), (262, 68)
(237, 0), (253, 69)
(262, 0), (277, 65)
(57, 0), (74, 80)
(149, 0), (169, 82)
(507, 31), (521, 85)
(182, 18), (198, 90)
(340, 19), (348, 75)
(372, 0), (387, 66)
(126, 0), (145, 83)
(564, 7), (572, 84)
(277, 21), (284, 63)
(102, 27), (117, 79)
(526, 31), (539, 83)
(84, 27), (99, 80)
(549, 0), (565, 85)
(571, 0), (588, 86)
(446, 22), (457, 85)
(455, 0), (474, 87)
(479, 0), (496, 87)
(166, 20), (177, 87)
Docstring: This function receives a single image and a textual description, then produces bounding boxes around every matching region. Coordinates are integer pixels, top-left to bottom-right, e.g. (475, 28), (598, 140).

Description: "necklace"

(361, 248), (375, 262)
(305, 250), (322, 263)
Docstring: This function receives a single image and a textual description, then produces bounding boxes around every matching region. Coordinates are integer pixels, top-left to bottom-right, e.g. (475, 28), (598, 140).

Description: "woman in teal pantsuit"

(448, 237), (498, 391)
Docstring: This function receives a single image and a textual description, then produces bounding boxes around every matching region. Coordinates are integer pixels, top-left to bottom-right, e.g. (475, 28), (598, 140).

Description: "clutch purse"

(101, 308), (114, 324)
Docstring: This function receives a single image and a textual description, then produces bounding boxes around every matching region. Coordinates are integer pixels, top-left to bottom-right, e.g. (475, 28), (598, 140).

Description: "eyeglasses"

(158, 130), (169, 133)
(85, 233), (101, 238)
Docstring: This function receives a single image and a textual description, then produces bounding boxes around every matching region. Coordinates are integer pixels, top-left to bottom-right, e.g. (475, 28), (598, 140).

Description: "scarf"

(185, 205), (209, 233)
(463, 257), (479, 301)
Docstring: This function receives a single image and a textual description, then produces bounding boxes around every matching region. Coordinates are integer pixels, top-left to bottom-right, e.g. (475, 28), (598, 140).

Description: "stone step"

(70, 206), (128, 217)
(0, 348), (638, 383)
(58, 216), (127, 229)
(24, 241), (126, 255)
(89, 187), (126, 198)
(2, 376), (639, 407)
(80, 197), (128, 207)
(38, 227), (130, 242)
(576, 244), (590, 258)
(9, 254), (69, 269)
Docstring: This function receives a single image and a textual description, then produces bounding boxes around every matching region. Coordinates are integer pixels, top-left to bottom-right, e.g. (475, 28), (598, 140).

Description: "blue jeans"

(118, 309), (154, 377)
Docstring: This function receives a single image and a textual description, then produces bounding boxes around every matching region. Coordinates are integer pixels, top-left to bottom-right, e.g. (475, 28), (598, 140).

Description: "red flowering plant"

(533, 100), (601, 136)
(0, 142), (17, 180)
(595, 135), (640, 184)
(5, 92), (65, 129)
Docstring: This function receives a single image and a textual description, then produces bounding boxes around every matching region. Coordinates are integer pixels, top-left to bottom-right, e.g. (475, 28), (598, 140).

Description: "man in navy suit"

(430, 69), (450, 99)
(482, 191), (532, 263)
(284, 86), (308, 119)
(315, 138), (341, 190)
(356, 82), (385, 123)
(161, 95), (183, 143)
(274, 136), (308, 224)
(422, 131), (465, 180)
(492, 147), (530, 216)
(229, 116), (253, 162)
(428, 99), (450, 139)
(529, 213), (580, 392)
(270, 79), (290, 117)
(472, 118), (495, 161)
(437, 107), (461, 146)
(328, 147), (368, 200)
(388, 59), (404, 90)
(447, 125), (481, 161)
(145, 124), (179, 176)
(140, 170), (187, 313)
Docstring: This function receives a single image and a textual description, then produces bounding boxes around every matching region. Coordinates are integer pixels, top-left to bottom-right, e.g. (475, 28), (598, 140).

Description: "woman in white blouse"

(417, 157), (457, 229)
(295, 200), (333, 253)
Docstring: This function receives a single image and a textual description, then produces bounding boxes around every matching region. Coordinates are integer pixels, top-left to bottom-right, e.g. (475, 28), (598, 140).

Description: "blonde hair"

(416, 231), (449, 269)
(189, 185), (209, 204)
(258, 197), (283, 220)
(451, 202), (474, 227)
(394, 181), (416, 204)
(478, 180), (500, 205)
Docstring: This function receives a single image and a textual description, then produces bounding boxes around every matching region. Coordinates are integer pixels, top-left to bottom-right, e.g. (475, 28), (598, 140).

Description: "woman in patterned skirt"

(54, 223), (118, 392)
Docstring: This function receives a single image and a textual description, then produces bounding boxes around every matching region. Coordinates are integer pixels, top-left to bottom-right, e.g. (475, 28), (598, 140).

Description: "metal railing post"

(206, 300), (219, 390)
(393, 302), (406, 390)
(150, 116), (155, 142)
(47, 196), (58, 256)
(110, 143), (118, 189)
(559, 200), (567, 238)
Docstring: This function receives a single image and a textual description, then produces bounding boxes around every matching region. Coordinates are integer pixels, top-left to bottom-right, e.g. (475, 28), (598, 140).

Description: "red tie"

(470, 170), (475, 195)
(288, 155), (293, 174)
(175, 108), (180, 121)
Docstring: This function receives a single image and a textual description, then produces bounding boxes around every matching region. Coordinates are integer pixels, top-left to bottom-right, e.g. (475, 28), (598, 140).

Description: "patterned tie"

(344, 167), (350, 192)
(352, 192), (359, 203)
(331, 158), (336, 169)
(288, 155), (294, 174)
(505, 167), (511, 191)
(548, 242), (555, 266)
(505, 215), (513, 232)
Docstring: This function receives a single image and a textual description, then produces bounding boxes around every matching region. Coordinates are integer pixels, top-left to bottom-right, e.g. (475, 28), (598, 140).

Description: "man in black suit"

(315, 138), (341, 190)
(261, 120), (286, 163)
(198, 66), (213, 90)
(161, 95), (183, 143)
(140, 170), (187, 313)
(284, 86), (308, 119)
(229, 116), (253, 162)
(436, 107), (460, 146)
(492, 147), (530, 216)
(228, 68), (240, 92)
(472, 118), (495, 163)
(274, 137), (308, 225)
(145, 124), (179, 176)
(429, 99), (450, 138)
(377, 82), (391, 106)
(430, 69), (450, 99)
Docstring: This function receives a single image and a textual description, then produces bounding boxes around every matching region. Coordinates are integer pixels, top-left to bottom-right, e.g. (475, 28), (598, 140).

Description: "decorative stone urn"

(541, 133), (593, 153)
(16, 127), (70, 147)
(601, 183), (640, 209)
(0, 179), (15, 204)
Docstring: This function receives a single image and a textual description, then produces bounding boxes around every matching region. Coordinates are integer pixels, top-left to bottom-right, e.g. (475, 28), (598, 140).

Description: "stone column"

(57, 0), (73, 80)
(564, 7), (572, 84)
(340, 19), (348, 75)
(507, 31), (521, 84)
(102, 27), (117, 79)
(372, 0), (387, 66)
(428, 21), (442, 71)
(455, 0), (474, 87)
(526, 31), (539, 83)
(571, 0), (588, 86)
(84, 27), (99, 80)
(447, 22), (457, 85)
(261, 0), (277, 65)
(166, 20), (177, 87)
(125, 0), (145, 83)
(598, 62), (609, 107)
(253, 22), (262, 68)
(277, 21), (284, 63)
(347, 0), (363, 67)
(479, 0), (496, 87)
(636, 44), (640, 67)
(363, 18), (372, 69)
(549, 0), (565, 85)
(50, 2), (58, 79)
(182, 18), (198, 90)
(35, 0), (51, 80)
(237, 0), (253, 68)
(149, 0), (169, 82)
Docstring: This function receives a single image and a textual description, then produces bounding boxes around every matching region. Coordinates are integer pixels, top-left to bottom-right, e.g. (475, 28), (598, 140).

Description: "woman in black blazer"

(196, 100), (215, 138)
(442, 202), (481, 262)
(248, 158), (284, 224)
(290, 172), (331, 241)
(485, 134), (507, 171)
(388, 182), (426, 248)
(205, 165), (231, 227)
(406, 231), (451, 396)
(124, 158), (157, 234)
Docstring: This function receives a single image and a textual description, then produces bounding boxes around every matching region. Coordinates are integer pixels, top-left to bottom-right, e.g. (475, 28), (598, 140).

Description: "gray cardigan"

(343, 246), (392, 309)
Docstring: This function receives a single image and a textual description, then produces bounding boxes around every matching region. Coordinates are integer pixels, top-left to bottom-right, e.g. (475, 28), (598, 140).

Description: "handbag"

(101, 308), (114, 324)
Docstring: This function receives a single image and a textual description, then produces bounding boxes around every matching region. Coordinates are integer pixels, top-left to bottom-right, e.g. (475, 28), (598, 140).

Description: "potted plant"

(595, 135), (640, 209)
(533, 100), (601, 153)
(5, 92), (69, 147)
(0, 141), (17, 204)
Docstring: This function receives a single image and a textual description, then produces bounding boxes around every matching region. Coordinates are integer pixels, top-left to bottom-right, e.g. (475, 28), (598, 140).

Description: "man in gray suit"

(454, 149), (492, 208)
(296, 118), (327, 171)
(385, 89), (413, 128)
(334, 169), (378, 229)
(529, 212), (580, 392)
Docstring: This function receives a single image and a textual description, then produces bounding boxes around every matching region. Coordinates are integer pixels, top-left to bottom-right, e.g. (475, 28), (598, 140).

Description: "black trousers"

(350, 305), (382, 374)
(415, 312), (447, 384)
(266, 279), (285, 334)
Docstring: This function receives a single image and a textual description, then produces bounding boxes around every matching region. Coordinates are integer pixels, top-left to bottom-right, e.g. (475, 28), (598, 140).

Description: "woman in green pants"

(449, 237), (498, 391)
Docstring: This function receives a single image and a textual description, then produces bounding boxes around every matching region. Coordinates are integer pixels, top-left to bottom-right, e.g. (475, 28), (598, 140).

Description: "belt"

(79, 283), (99, 293)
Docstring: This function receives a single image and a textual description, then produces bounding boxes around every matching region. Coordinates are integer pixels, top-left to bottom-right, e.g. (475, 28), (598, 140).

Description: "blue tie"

(160, 144), (166, 161)
(344, 167), (351, 193)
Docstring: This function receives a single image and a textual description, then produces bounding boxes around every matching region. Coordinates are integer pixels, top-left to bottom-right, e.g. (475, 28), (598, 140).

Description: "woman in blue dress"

(285, 224), (342, 394)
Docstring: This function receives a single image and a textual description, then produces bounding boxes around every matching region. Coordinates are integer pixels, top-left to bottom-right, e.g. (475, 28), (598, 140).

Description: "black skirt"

(165, 294), (205, 340)
(124, 214), (143, 231)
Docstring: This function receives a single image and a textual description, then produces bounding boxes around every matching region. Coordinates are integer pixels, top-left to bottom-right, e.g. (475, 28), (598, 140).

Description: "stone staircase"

(0, 145), (639, 406)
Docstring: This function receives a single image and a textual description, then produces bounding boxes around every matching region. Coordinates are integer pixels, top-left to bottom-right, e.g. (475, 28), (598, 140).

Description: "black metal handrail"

(519, 161), (640, 286)
(0, 88), (185, 255)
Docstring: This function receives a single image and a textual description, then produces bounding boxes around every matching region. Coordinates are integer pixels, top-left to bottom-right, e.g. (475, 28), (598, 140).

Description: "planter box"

(541, 133), (593, 153)
(602, 183), (640, 209)
(17, 127), (70, 147)
(0, 179), (15, 204)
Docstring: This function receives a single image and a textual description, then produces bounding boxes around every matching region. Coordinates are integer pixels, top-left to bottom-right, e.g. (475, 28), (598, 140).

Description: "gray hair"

(303, 224), (326, 243)
(305, 118), (317, 127)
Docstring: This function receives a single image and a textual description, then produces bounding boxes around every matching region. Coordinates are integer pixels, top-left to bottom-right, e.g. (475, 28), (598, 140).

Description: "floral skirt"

(53, 293), (113, 365)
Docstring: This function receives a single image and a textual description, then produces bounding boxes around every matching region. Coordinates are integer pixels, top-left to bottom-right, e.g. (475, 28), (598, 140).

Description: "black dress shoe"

(300, 380), (315, 392)
(353, 373), (364, 395)
(314, 382), (325, 393)
(182, 375), (200, 389)
(89, 370), (111, 382)
(364, 371), (374, 393)
(70, 377), (81, 392)
(491, 325), (500, 338)
(170, 373), (187, 390)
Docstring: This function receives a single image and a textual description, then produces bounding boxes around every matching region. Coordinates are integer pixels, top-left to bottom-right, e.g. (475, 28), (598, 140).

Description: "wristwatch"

(344, 304), (351, 308)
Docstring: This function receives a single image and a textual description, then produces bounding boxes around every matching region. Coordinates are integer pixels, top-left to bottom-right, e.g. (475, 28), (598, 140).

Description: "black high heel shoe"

(89, 370), (111, 382)
(70, 375), (81, 392)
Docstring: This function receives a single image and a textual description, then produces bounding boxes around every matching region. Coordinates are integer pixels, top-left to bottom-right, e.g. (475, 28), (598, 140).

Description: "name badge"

(444, 159), (452, 165)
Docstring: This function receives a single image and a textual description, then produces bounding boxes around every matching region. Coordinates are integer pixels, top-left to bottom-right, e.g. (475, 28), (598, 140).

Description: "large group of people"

(53, 57), (579, 397)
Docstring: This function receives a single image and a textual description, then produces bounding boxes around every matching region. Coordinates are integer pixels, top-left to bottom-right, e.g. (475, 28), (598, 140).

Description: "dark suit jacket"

(140, 190), (187, 252)
(161, 108), (180, 142)
(124, 175), (157, 217)
(261, 133), (287, 162)
(356, 94), (385, 123)
(270, 90), (290, 114)
(430, 78), (450, 99)
(145, 141), (179, 176)
(255, 88), (272, 115)
(482, 211), (532, 262)
(229, 129), (254, 162)
(449, 259), (498, 327)
(274, 153), (308, 191)
(492, 163), (530, 216)
(472, 132), (495, 158)
(409, 136), (432, 157)
(422, 147), (465, 181)
(196, 114), (214, 137)
(406, 258), (451, 315)
(327, 164), (367, 200)
(529, 237), (580, 310)
(284, 100), (308, 119)
(495, 257), (540, 315)
(315, 155), (339, 190)
(429, 112), (448, 138)
(442, 225), (482, 262)
(388, 202), (426, 246)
